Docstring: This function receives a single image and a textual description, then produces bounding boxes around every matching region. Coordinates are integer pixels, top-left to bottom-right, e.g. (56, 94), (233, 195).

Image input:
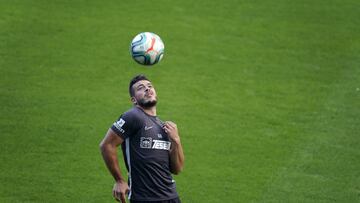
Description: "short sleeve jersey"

(111, 107), (178, 201)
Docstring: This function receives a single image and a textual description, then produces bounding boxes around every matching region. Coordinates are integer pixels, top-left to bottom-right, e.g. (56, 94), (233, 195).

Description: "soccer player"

(100, 74), (185, 203)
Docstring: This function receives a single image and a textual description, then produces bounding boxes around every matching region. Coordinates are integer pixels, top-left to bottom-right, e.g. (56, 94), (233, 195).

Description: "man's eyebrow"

(136, 82), (152, 88)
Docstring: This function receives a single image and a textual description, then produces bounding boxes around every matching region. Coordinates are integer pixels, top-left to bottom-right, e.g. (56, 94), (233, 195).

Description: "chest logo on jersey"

(140, 137), (171, 150)
(144, 125), (153, 131)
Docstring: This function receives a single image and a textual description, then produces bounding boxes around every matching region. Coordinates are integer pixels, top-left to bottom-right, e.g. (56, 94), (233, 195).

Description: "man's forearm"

(100, 143), (126, 182)
(170, 139), (185, 174)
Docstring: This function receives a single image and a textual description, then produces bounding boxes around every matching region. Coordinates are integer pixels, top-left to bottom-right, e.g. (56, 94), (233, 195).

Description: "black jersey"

(111, 107), (178, 201)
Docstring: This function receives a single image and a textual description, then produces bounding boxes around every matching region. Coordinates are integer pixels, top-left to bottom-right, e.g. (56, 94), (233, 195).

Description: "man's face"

(132, 80), (157, 108)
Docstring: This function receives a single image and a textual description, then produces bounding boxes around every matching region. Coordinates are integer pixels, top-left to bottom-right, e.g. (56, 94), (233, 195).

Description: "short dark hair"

(129, 74), (150, 97)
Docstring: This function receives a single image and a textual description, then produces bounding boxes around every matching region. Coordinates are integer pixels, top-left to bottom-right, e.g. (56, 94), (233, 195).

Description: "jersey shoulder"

(122, 107), (146, 122)
(111, 107), (145, 138)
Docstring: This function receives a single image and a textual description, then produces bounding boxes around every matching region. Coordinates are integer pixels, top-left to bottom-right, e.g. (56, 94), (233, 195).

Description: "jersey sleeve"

(111, 110), (141, 139)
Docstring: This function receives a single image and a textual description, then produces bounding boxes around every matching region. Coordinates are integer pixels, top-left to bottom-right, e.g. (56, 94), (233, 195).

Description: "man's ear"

(131, 97), (137, 105)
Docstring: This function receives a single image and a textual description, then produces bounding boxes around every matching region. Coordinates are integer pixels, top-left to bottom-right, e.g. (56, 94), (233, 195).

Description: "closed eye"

(137, 85), (145, 90)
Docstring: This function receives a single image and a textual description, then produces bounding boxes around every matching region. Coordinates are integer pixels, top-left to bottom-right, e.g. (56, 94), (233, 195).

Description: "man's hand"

(112, 180), (129, 203)
(163, 121), (180, 143)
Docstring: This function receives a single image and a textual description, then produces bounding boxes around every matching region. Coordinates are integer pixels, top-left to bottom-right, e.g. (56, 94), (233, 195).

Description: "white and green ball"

(130, 32), (164, 66)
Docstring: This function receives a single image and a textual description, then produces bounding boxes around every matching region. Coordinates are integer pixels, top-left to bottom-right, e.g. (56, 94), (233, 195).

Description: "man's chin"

(139, 100), (157, 108)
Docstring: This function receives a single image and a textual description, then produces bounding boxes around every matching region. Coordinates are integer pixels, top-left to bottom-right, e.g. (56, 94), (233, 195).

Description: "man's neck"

(137, 105), (157, 116)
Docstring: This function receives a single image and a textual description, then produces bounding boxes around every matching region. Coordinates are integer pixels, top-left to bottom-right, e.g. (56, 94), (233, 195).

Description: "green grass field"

(1, 0), (359, 202)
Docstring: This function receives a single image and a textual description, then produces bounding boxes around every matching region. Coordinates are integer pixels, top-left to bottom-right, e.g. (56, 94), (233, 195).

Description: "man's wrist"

(115, 177), (126, 183)
(171, 137), (181, 144)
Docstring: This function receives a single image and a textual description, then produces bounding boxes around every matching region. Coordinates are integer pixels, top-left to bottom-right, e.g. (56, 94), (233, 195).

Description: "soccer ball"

(130, 32), (164, 65)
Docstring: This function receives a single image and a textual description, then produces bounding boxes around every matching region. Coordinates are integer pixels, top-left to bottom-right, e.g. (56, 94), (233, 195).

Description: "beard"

(137, 98), (157, 108)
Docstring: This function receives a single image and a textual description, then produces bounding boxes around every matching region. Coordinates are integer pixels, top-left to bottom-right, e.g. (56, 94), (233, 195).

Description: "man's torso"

(111, 107), (178, 201)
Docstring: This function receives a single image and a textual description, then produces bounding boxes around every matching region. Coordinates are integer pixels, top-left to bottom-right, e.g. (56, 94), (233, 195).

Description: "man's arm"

(163, 121), (185, 175)
(99, 128), (129, 203)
